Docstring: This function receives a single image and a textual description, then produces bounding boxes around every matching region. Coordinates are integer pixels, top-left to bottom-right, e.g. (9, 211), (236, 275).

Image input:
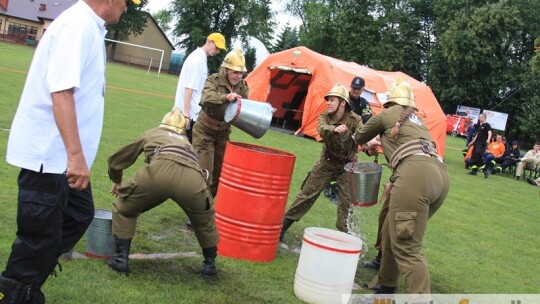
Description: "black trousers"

(2, 169), (94, 286)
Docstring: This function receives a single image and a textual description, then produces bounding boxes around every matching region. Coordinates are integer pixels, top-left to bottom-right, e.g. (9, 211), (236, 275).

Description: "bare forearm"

(52, 89), (89, 190)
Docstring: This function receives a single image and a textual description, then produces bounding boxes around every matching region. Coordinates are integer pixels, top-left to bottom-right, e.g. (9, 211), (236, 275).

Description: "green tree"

(428, 0), (540, 142)
(153, 8), (172, 33)
(170, 0), (275, 73)
(106, 0), (149, 60)
(369, 0), (425, 80)
(270, 25), (299, 53)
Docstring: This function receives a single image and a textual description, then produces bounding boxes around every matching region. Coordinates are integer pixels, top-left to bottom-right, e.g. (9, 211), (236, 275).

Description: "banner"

(483, 109), (508, 131)
(456, 105), (481, 123)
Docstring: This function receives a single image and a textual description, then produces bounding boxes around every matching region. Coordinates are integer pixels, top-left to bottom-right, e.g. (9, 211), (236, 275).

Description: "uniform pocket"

(395, 211), (417, 240)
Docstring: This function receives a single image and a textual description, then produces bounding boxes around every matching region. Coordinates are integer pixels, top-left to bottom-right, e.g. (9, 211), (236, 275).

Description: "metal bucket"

(224, 99), (275, 139)
(345, 162), (383, 207)
(85, 209), (115, 259)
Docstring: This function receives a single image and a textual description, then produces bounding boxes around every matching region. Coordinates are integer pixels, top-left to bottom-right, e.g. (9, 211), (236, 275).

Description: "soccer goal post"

(105, 38), (165, 77)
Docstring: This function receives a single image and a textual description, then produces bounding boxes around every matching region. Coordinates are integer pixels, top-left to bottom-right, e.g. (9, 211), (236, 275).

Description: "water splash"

(346, 206), (369, 258)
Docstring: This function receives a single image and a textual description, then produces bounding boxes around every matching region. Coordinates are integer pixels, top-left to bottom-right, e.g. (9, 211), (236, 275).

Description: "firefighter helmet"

(159, 108), (187, 135)
(221, 49), (247, 72)
(386, 78), (416, 109)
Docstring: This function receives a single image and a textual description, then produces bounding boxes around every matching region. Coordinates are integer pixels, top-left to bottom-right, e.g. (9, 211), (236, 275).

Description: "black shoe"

(484, 169), (490, 178)
(363, 258), (381, 270)
(372, 284), (397, 294)
(526, 177), (538, 186)
(0, 276), (30, 304)
(467, 171), (477, 176)
(185, 220), (193, 231)
(515, 176), (521, 181)
(279, 218), (294, 242)
(201, 247), (218, 278)
(108, 238), (132, 275)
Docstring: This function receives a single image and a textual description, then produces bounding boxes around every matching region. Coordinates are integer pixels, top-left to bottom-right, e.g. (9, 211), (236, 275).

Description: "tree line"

(115, 0), (540, 145)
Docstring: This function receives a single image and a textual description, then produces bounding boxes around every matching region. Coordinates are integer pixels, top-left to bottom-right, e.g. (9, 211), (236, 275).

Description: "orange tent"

(245, 46), (446, 156)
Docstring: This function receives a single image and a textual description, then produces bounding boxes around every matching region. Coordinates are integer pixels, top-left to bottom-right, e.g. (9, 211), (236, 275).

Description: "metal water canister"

(345, 162), (383, 207)
(85, 209), (115, 258)
(224, 99), (275, 139)
(215, 142), (296, 262)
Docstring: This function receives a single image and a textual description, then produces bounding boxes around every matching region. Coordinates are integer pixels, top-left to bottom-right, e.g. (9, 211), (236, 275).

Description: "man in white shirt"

(0, 0), (138, 302)
(173, 32), (226, 142)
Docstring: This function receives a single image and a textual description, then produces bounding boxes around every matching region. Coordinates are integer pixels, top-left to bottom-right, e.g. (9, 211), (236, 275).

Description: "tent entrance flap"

(266, 68), (312, 130)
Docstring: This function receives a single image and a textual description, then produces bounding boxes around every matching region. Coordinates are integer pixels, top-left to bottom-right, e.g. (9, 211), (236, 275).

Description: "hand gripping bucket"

(85, 209), (115, 258)
(294, 227), (363, 304)
(345, 162), (383, 207)
(224, 99), (275, 139)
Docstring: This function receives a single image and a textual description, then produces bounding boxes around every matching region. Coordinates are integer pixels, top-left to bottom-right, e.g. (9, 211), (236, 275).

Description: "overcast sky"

(144, 0), (301, 29)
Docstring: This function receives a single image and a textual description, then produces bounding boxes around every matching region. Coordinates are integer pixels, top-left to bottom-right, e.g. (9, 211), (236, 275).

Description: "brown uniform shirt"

(107, 127), (201, 183)
(200, 72), (249, 122)
(356, 105), (435, 162)
(317, 110), (364, 162)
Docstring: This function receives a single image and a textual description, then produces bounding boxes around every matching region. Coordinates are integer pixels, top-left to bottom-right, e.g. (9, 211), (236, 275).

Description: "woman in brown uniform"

(357, 79), (449, 294)
(192, 49), (249, 196)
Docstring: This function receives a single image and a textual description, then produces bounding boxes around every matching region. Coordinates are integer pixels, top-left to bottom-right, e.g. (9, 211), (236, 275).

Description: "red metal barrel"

(215, 142), (296, 262)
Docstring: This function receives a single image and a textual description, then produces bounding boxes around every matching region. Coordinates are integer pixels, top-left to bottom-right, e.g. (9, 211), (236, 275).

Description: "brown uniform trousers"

(284, 110), (363, 232)
(109, 128), (218, 249)
(192, 122), (230, 196)
(192, 72), (249, 196)
(376, 156), (449, 293)
(284, 157), (353, 232)
(357, 105), (449, 293)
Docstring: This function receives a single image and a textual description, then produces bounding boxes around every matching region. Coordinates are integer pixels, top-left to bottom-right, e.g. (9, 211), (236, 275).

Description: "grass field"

(1, 40), (539, 303)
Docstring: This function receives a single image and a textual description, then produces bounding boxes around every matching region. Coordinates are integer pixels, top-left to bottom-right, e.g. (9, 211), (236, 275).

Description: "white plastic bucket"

(224, 99), (275, 139)
(85, 209), (115, 258)
(294, 227), (363, 304)
(345, 162), (383, 207)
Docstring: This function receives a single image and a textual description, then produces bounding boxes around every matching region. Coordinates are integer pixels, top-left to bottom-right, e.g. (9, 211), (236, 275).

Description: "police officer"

(107, 109), (219, 278)
(192, 49), (249, 196)
(279, 83), (364, 241)
(349, 76), (373, 123)
(358, 79), (449, 294)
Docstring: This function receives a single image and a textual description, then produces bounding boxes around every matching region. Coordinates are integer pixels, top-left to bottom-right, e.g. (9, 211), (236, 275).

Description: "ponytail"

(391, 106), (416, 140)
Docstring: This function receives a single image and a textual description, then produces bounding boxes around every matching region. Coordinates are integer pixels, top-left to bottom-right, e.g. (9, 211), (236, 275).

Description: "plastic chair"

(524, 163), (540, 179)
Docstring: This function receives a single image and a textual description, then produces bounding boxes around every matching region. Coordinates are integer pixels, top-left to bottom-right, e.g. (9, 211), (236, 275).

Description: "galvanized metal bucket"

(344, 162), (383, 207)
(85, 209), (115, 258)
(224, 99), (275, 139)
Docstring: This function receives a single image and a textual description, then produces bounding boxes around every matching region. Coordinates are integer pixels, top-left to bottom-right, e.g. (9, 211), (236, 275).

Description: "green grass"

(1, 40), (539, 302)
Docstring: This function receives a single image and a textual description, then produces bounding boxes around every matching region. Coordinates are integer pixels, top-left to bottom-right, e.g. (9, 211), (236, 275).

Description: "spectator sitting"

(482, 134), (505, 177)
(515, 141), (540, 181)
(463, 146), (474, 169)
(494, 140), (521, 173)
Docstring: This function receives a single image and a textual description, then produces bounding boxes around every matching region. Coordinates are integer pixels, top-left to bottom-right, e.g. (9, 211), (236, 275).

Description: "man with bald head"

(0, 0), (138, 302)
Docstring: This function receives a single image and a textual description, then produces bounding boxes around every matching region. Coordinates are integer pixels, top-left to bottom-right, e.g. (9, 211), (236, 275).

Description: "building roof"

(0, 0), (77, 23)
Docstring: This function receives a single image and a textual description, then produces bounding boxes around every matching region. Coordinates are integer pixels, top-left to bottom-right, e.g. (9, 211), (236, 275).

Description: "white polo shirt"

(173, 47), (208, 120)
(6, 1), (107, 174)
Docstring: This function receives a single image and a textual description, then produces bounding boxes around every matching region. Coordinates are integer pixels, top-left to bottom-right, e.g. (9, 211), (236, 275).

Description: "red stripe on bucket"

(352, 201), (377, 207)
(84, 252), (112, 259)
(228, 99), (242, 123)
(303, 237), (362, 254)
